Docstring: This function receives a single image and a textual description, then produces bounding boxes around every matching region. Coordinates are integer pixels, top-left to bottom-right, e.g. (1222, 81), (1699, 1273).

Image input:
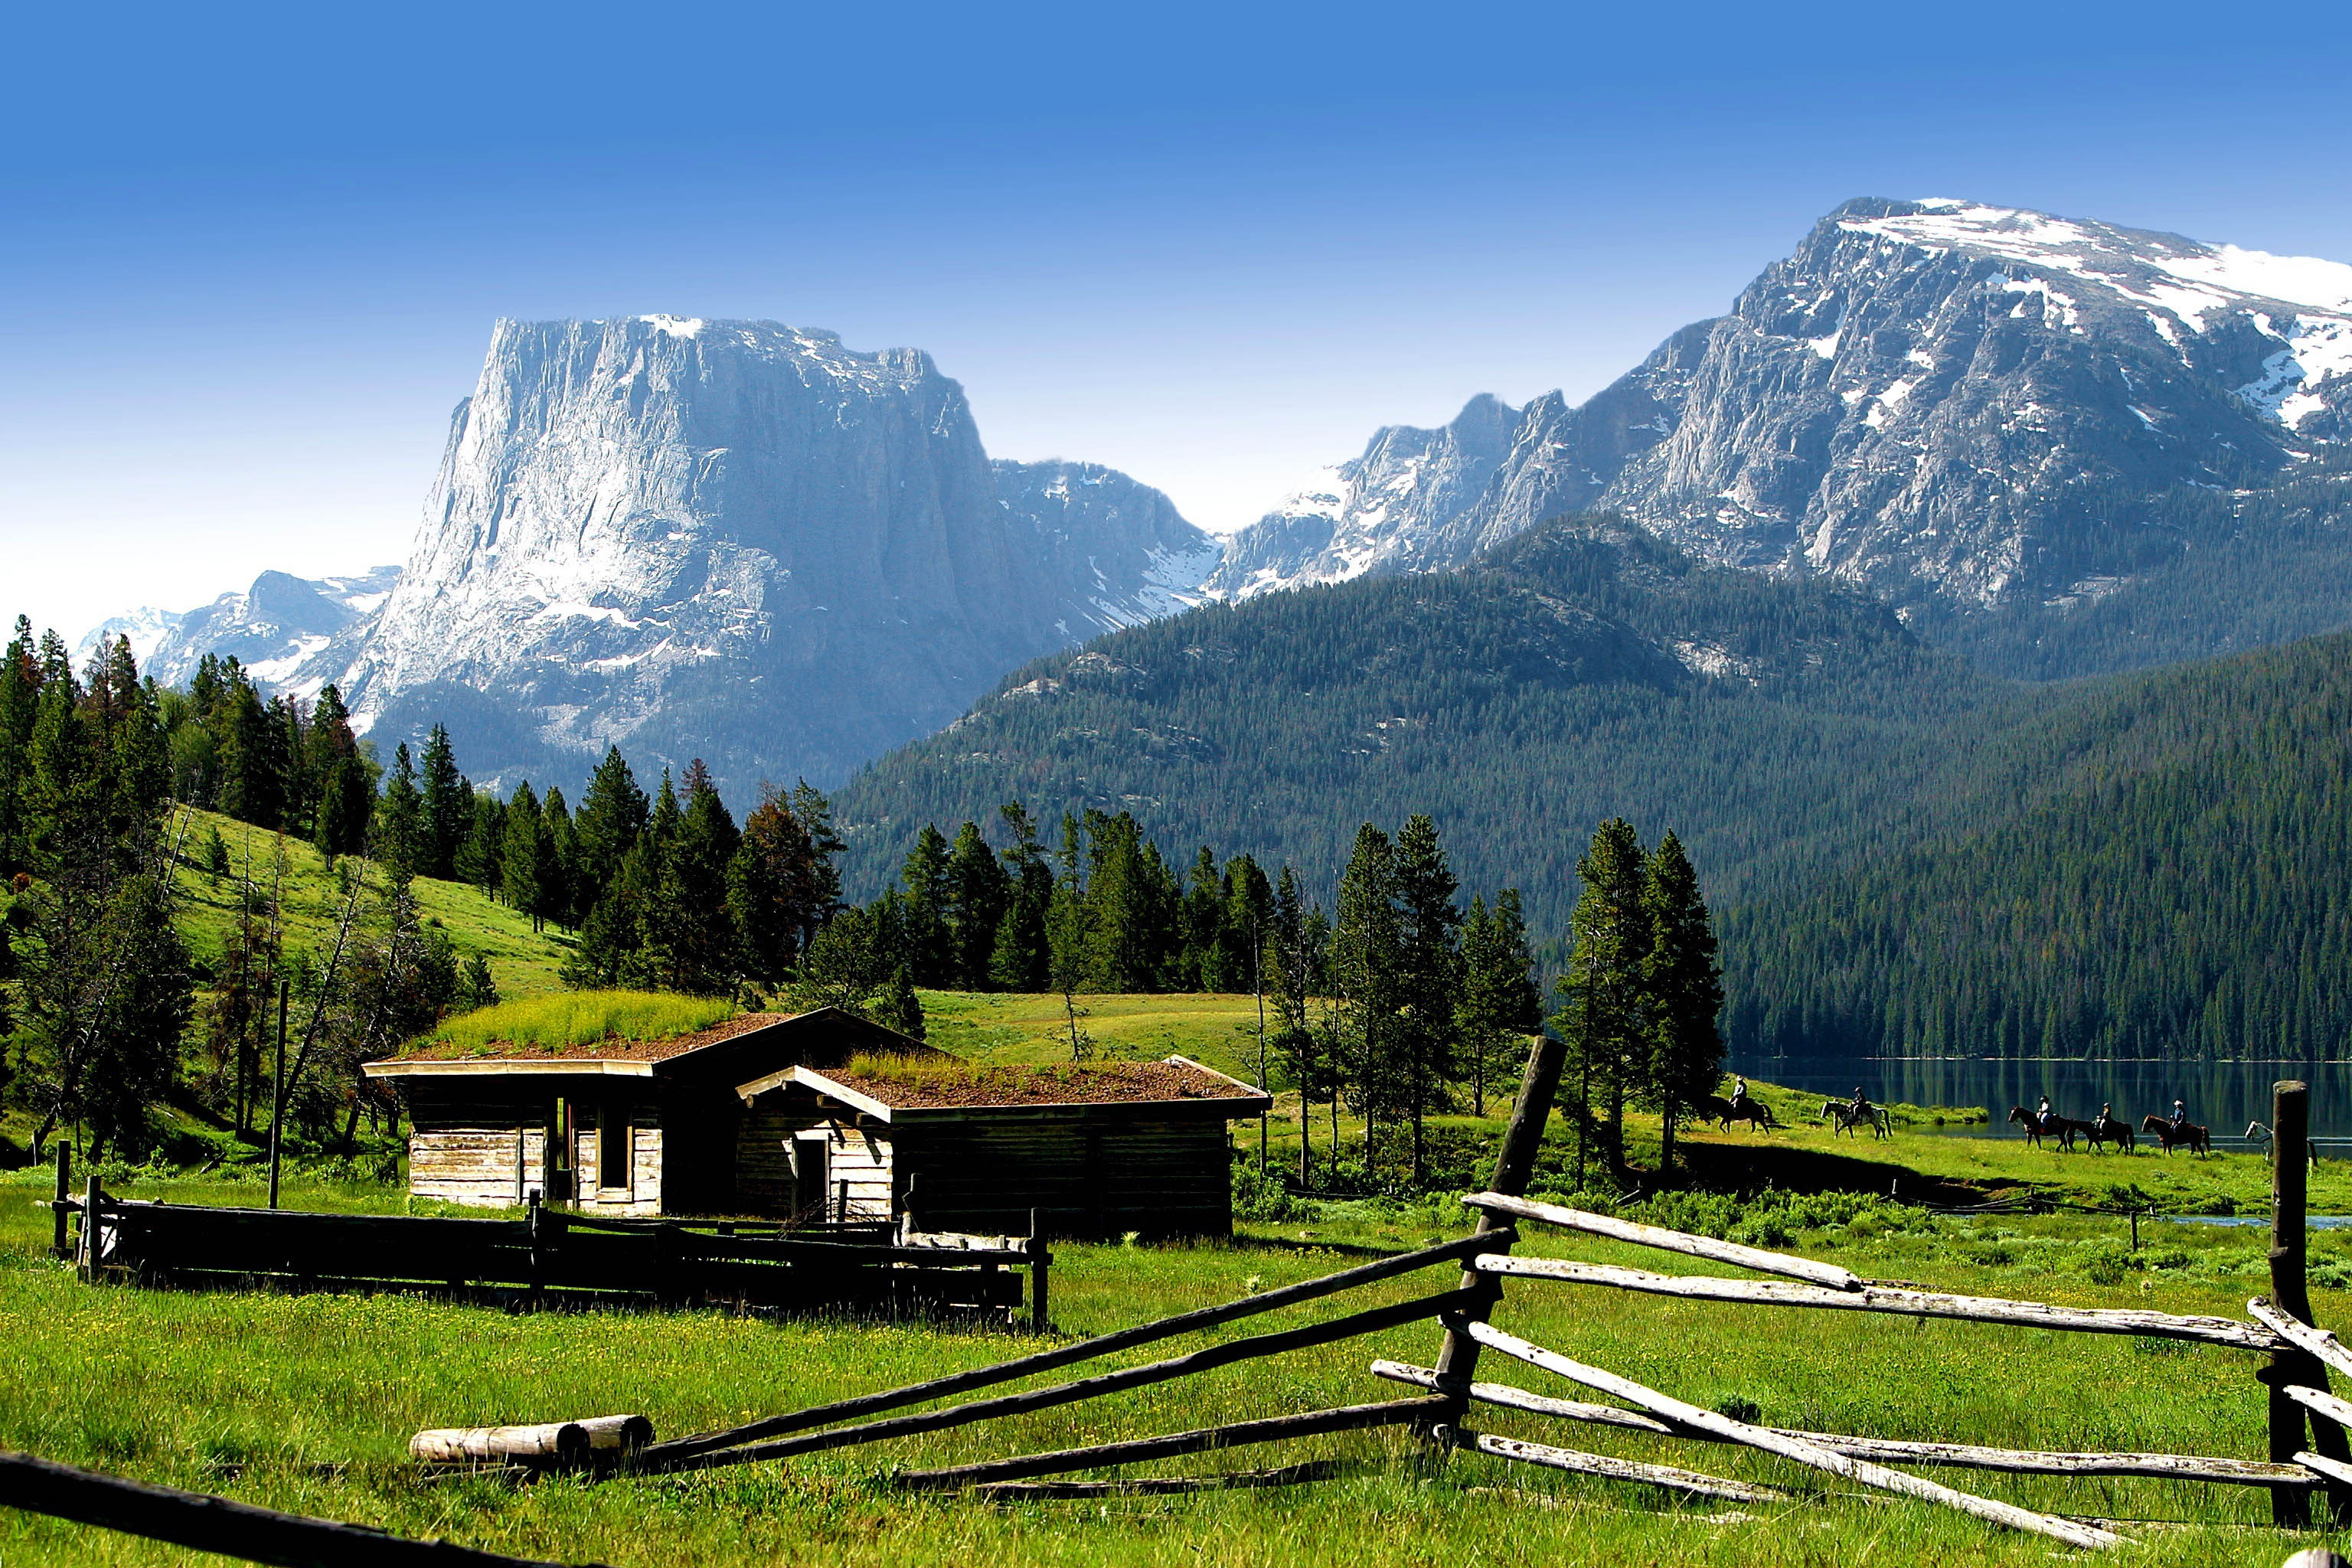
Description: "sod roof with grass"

(786, 1054), (1269, 1113)
(376, 990), (756, 1064)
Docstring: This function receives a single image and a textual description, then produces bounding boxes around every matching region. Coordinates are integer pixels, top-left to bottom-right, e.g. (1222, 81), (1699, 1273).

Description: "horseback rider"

(2037, 1094), (2054, 1132)
(1850, 1086), (1870, 1120)
(2171, 1099), (2189, 1132)
(1731, 1076), (1749, 1109)
(2099, 1101), (2113, 1128)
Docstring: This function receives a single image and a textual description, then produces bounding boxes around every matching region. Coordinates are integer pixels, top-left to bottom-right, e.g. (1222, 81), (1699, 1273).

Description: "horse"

(2141, 1114), (2210, 1156)
(2092, 1114), (2135, 1154)
(1703, 1094), (1780, 1132)
(2246, 1121), (2316, 1168)
(1822, 1100), (1890, 1140)
(2010, 1106), (2077, 1151)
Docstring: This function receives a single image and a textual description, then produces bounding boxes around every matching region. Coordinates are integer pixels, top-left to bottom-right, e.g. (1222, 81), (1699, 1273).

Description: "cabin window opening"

(598, 1102), (630, 1191)
(792, 1132), (828, 1221)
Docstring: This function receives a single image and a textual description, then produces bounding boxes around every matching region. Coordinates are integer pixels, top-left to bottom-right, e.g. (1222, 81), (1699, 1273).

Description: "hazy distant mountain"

(76, 567), (399, 689)
(307, 317), (1220, 793)
(1208, 198), (2352, 668)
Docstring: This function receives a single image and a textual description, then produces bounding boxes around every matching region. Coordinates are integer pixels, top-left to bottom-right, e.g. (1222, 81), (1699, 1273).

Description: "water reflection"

(1730, 1054), (2352, 1141)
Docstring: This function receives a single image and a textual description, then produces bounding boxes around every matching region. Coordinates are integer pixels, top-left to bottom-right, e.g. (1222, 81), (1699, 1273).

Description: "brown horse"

(2092, 1115), (2135, 1154)
(2141, 1114), (2210, 1156)
(2009, 1106), (2100, 1151)
(1704, 1094), (1780, 1132)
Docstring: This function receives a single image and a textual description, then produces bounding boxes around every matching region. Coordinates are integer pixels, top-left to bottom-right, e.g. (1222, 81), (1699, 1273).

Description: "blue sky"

(7, 0), (2351, 642)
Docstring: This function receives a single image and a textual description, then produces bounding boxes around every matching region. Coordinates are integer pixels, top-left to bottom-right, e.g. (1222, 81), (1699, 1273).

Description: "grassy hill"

(168, 807), (576, 1001)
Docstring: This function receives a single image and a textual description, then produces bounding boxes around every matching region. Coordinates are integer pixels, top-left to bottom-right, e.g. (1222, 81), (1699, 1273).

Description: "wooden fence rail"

(1371, 1359), (2314, 1488)
(0, 1449), (596, 1568)
(1473, 1253), (2286, 1351)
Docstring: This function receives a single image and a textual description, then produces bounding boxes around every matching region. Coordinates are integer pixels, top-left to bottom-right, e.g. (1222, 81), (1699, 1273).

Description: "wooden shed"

(733, 1056), (1272, 1239)
(366, 1011), (1272, 1236)
(363, 1008), (939, 1217)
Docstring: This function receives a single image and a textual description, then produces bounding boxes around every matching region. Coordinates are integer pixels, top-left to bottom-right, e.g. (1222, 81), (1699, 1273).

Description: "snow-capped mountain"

(76, 567), (400, 689)
(1211, 198), (2352, 618)
(307, 317), (1218, 793)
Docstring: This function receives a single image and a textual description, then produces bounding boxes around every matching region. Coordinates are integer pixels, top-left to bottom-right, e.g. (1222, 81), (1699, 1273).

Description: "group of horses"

(1695, 1093), (1891, 1140)
(2006, 1106), (2210, 1155)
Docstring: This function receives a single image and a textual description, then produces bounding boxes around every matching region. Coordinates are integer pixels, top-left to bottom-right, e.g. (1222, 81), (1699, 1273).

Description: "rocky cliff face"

(323, 317), (1217, 792)
(1214, 199), (2352, 625)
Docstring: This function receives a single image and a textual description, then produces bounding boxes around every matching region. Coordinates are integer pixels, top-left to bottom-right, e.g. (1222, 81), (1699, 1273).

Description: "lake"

(1726, 1052), (2352, 1144)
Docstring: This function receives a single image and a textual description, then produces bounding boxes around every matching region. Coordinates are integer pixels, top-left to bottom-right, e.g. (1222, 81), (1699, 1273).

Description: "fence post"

(1029, 1208), (1050, 1334)
(51, 1145), (70, 1260)
(2269, 1080), (2351, 1525)
(79, 1174), (101, 1282)
(1429, 1034), (1566, 1426)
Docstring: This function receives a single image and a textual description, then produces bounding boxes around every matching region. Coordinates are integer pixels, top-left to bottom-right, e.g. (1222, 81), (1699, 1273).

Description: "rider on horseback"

(1850, 1086), (1870, 1121)
(2172, 1099), (2188, 1132)
(2037, 1094), (2054, 1132)
(1732, 1076), (1749, 1109)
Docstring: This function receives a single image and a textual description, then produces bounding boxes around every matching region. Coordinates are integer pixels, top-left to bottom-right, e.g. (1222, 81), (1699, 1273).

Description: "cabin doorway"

(792, 1132), (829, 1222)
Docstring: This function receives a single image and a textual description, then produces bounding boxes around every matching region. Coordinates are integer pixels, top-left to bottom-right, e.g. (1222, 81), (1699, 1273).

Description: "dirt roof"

(824, 1059), (1262, 1109)
(380, 1011), (795, 1065)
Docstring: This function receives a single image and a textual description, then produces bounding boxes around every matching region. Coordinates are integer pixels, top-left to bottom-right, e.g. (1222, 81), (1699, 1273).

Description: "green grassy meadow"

(8, 1130), (2352, 1564)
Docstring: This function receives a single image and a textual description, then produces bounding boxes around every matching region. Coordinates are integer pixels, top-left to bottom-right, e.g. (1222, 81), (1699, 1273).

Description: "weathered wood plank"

(648, 1289), (1476, 1475)
(1462, 1191), (1864, 1291)
(883, 1397), (1446, 1491)
(1476, 1255), (2285, 1351)
(1371, 1360), (2309, 1487)
(1464, 1321), (2126, 1549)
(639, 1234), (1502, 1466)
(1451, 1429), (1792, 1504)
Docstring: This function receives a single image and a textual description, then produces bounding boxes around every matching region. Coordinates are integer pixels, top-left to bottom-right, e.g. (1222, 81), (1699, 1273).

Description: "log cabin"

(364, 1008), (1272, 1236)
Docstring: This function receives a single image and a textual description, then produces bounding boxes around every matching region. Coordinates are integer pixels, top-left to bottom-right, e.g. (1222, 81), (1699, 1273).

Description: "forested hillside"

(1728, 630), (2352, 1061)
(835, 516), (2352, 1064)
(834, 518), (1999, 928)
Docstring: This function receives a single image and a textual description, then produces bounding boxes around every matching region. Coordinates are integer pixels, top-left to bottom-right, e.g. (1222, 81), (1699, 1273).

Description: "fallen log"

(1448, 1428), (1791, 1504)
(1477, 1255), (2282, 1351)
(1372, 1360), (2305, 1487)
(643, 1289), (1475, 1475)
(969, 1459), (1341, 1500)
(2252, 1298), (2352, 1383)
(1462, 1191), (1863, 1291)
(0, 1447), (596, 1567)
(1462, 1320), (2126, 1550)
(638, 1232), (1501, 1467)
(411, 1415), (652, 1468)
(882, 1397), (1442, 1491)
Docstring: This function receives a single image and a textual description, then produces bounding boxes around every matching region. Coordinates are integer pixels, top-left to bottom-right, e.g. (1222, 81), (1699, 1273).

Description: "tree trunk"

(1660, 1101), (1675, 1176)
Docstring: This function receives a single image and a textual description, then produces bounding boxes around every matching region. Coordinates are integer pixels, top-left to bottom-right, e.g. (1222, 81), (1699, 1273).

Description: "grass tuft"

(420, 990), (737, 1054)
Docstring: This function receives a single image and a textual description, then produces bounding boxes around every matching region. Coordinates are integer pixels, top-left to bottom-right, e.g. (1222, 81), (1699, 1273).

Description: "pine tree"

(416, 725), (470, 880)
(373, 743), (423, 872)
(657, 763), (741, 995)
(1458, 888), (1540, 1116)
(1553, 819), (1651, 1181)
(538, 786), (577, 931)
(500, 782), (548, 929)
(1047, 812), (1094, 1060)
(0, 616), (41, 874)
(308, 686), (371, 860)
(572, 746), (649, 923)
(875, 965), (926, 1040)
(787, 780), (845, 946)
(1391, 814), (1462, 1186)
(729, 786), (825, 988)
(1214, 854), (1272, 996)
(1640, 831), (1725, 1174)
(897, 824), (954, 987)
(1331, 823), (1400, 1172)
(1267, 866), (1325, 1185)
(945, 821), (1009, 990)
(456, 789), (503, 894)
(988, 802), (1053, 991)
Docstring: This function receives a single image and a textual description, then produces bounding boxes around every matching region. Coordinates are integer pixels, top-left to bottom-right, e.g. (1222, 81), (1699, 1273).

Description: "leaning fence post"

(1429, 1034), (1566, 1426)
(50, 1145), (70, 1261)
(2269, 1079), (2351, 1525)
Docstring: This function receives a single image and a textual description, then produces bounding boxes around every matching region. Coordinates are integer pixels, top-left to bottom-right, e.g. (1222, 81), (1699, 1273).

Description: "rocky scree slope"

(304, 317), (1216, 795)
(1207, 198), (2352, 671)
